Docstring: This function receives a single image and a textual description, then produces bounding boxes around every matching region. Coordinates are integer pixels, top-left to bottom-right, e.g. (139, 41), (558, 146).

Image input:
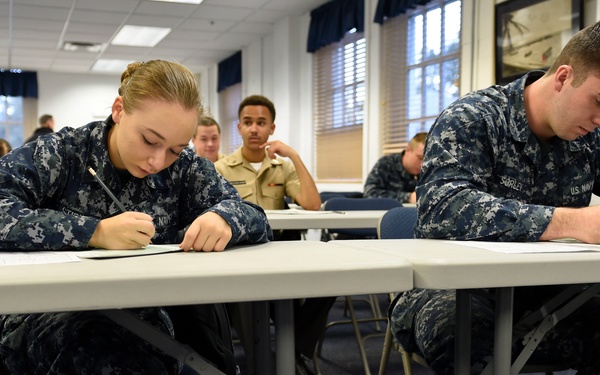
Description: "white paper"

(0, 252), (81, 266)
(75, 244), (182, 259)
(265, 209), (342, 215)
(450, 240), (600, 254)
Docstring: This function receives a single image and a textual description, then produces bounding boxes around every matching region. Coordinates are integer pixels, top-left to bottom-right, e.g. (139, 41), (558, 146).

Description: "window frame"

(380, 0), (462, 154)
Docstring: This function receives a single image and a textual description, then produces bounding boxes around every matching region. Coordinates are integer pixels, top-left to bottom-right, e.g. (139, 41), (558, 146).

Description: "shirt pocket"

(235, 185), (254, 200)
(262, 183), (284, 200)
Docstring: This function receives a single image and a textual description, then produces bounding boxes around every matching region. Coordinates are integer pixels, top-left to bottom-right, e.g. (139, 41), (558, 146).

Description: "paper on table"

(451, 240), (600, 254)
(264, 209), (340, 215)
(75, 244), (182, 259)
(0, 252), (81, 266)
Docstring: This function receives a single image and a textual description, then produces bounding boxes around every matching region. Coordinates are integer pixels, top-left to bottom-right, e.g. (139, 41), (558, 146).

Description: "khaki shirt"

(215, 147), (301, 210)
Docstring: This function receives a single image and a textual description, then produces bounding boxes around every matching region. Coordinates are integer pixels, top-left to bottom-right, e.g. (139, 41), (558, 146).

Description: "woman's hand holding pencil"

(87, 167), (155, 249)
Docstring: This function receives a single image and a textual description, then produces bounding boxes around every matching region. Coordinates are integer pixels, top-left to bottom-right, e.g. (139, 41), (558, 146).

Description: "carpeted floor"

(233, 294), (434, 375)
(231, 294), (579, 375)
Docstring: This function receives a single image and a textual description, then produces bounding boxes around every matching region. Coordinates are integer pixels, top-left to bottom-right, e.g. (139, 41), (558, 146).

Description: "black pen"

(87, 167), (127, 212)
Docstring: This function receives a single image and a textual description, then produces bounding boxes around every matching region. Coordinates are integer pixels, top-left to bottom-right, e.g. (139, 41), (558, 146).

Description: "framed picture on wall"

(495, 0), (583, 85)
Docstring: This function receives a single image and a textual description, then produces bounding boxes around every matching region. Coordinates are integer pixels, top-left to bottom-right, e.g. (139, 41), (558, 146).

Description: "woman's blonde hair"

(118, 60), (202, 114)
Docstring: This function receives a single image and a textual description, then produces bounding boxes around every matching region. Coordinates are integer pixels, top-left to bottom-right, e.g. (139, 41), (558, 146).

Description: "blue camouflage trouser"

(390, 285), (600, 374)
(0, 308), (179, 375)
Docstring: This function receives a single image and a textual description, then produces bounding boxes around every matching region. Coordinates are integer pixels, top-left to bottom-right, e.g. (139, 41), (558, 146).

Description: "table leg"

(252, 302), (272, 375)
(274, 300), (295, 375)
(493, 287), (513, 374)
(455, 289), (471, 375)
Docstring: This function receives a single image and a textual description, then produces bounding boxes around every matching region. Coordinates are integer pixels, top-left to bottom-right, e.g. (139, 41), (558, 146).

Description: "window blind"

(313, 30), (366, 182)
(218, 82), (242, 155)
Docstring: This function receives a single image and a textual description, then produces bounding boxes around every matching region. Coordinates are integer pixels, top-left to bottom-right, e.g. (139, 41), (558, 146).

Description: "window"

(381, 0), (461, 154)
(313, 30), (366, 182)
(218, 82), (242, 155)
(0, 96), (25, 148)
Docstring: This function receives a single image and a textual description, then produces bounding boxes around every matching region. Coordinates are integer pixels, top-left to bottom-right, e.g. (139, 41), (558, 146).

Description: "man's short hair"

(408, 132), (427, 149)
(545, 21), (600, 86)
(238, 95), (276, 122)
(196, 115), (220, 133)
(39, 114), (53, 126)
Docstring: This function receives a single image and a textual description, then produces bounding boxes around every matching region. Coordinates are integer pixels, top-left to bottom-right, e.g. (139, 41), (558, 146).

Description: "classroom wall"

(35, 0), (600, 191)
(37, 72), (119, 131)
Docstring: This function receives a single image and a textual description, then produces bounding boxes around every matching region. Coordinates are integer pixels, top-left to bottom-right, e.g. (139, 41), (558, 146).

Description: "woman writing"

(0, 60), (271, 374)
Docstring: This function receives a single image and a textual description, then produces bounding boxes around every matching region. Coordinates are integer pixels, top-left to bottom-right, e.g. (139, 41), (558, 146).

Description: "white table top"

(266, 210), (387, 230)
(332, 239), (600, 289)
(0, 241), (413, 315)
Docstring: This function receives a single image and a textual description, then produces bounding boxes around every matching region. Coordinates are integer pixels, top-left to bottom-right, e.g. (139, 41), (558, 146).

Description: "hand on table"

(179, 212), (232, 252)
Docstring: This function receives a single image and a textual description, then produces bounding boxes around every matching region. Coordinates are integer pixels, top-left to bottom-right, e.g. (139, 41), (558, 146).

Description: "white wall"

(35, 0), (599, 192)
(37, 72), (120, 131)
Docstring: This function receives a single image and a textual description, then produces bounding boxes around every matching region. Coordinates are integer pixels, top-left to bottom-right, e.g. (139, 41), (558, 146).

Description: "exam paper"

(265, 209), (339, 215)
(0, 252), (81, 266)
(451, 240), (600, 254)
(75, 244), (182, 259)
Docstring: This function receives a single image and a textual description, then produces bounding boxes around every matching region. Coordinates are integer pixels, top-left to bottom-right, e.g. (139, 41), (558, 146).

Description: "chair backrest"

(319, 191), (363, 204)
(377, 206), (418, 239)
(323, 197), (402, 238)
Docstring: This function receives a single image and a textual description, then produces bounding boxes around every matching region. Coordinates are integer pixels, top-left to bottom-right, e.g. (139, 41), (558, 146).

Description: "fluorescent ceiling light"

(111, 25), (171, 47)
(149, 0), (204, 4)
(91, 59), (133, 73)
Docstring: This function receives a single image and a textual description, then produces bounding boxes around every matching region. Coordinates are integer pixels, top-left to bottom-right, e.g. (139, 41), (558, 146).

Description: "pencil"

(87, 167), (127, 212)
(88, 167), (153, 245)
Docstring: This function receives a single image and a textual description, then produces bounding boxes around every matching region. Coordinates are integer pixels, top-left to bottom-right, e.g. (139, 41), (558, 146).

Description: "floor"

(233, 294), (434, 375)
(232, 293), (579, 375)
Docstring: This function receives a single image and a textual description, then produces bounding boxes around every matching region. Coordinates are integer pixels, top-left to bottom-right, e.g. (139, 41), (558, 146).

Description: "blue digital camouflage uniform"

(0, 117), (272, 374)
(363, 152), (418, 203)
(390, 72), (600, 374)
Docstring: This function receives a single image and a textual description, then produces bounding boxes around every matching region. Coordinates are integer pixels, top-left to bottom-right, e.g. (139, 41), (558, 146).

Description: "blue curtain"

(0, 70), (38, 98)
(217, 51), (242, 93)
(373, 0), (433, 24)
(306, 0), (364, 53)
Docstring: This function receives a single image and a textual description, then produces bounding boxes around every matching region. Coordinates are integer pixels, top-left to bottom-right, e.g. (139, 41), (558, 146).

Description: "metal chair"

(376, 206), (420, 375)
(376, 207), (570, 375)
(315, 197), (403, 375)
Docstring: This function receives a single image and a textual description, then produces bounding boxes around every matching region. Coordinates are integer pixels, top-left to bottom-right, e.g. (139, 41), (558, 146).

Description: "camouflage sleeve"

(415, 101), (553, 241)
(0, 139), (100, 250)
(363, 155), (411, 203)
(594, 131), (600, 197)
(181, 158), (272, 246)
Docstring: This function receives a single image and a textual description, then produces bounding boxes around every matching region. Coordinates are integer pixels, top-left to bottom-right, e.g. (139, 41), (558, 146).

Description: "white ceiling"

(0, 0), (330, 75)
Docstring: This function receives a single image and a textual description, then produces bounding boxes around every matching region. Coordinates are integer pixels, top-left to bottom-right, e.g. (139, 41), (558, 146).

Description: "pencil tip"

(87, 167), (96, 176)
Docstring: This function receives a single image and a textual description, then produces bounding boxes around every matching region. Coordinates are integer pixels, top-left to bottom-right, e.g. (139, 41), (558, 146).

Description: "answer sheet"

(0, 252), (80, 266)
(75, 244), (182, 259)
(451, 240), (600, 254)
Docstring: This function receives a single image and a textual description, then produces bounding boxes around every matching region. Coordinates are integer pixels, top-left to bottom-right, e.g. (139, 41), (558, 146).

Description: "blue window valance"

(373, 0), (434, 24)
(217, 51), (242, 93)
(0, 70), (38, 98)
(306, 0), (364, 53)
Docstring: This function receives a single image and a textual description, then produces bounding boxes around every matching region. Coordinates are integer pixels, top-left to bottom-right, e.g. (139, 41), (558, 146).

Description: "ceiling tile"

(1, 0), (331, 74)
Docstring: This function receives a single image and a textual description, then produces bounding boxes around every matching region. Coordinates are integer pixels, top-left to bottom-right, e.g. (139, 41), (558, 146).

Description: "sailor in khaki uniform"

(216, 146), (302, 210)
(215, 96), (320, 212)
(215, 95), (329, 375)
